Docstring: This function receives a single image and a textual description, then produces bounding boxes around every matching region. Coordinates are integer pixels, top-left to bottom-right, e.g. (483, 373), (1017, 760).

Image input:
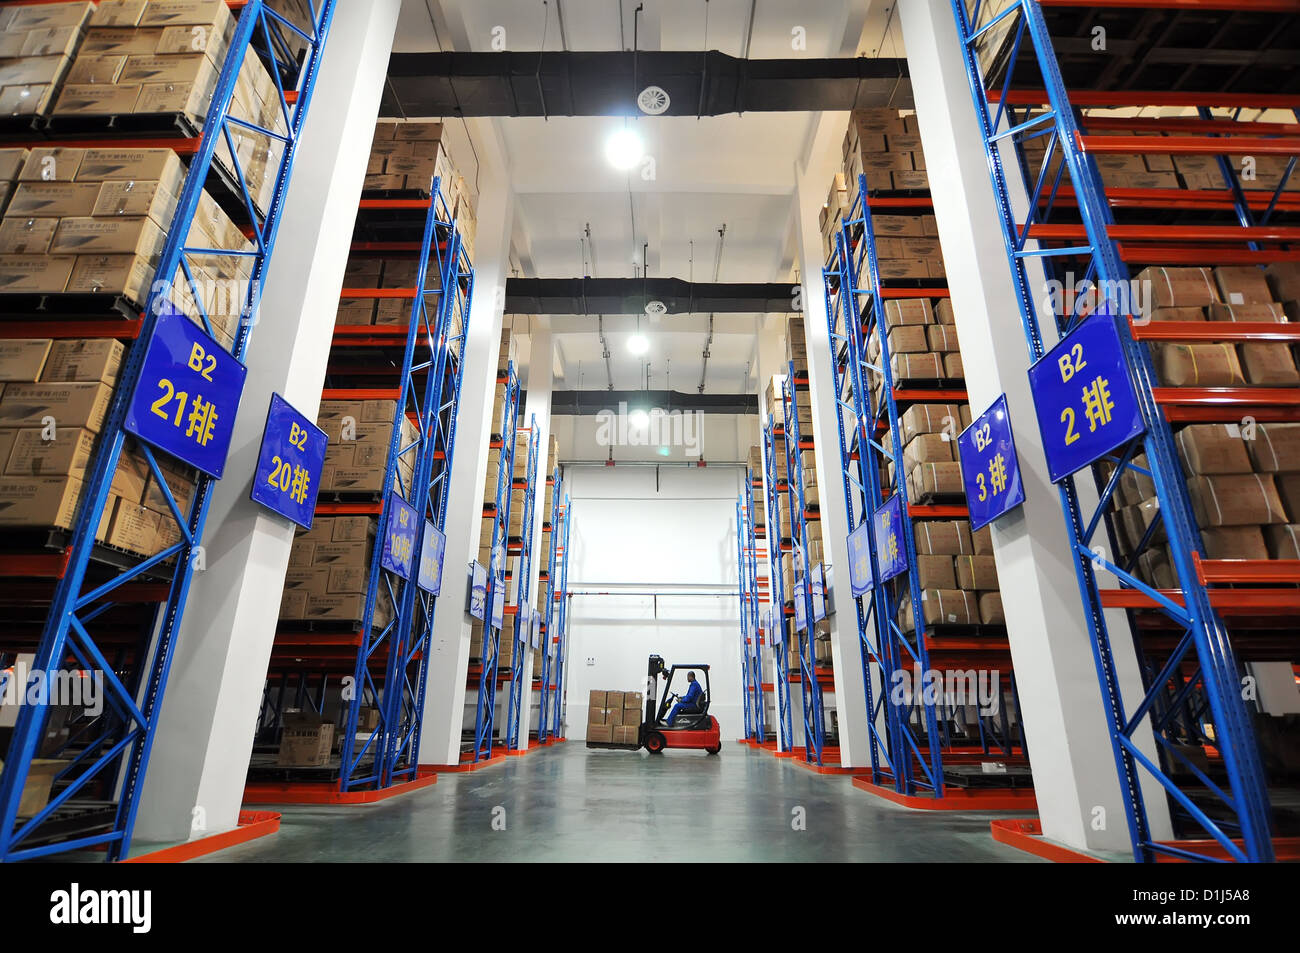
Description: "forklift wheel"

(645, 731), (666, 754)
(706, 745), (721, 755)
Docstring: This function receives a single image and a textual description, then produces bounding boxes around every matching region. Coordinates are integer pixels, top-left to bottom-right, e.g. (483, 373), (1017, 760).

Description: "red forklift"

(641, 655), (722, 754)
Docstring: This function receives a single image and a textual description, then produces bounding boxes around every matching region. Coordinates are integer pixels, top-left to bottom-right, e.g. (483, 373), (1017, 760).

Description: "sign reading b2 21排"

(957, 394), (1026, 533)
(124, 303), (248, 478)
(250, 393), (327, 529)
(381, 491), (419, 580)
(1028, 314), (1145, 484)
(873, 494), (907, 583)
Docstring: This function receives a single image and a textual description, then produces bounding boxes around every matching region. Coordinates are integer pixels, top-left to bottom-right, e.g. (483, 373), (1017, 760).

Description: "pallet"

(0, 115), (43, 141)
(359, 187), (432, 202)
(41, 110), (201, 140)
(585, 741), (642, 751)
(0, 291), (143, 324)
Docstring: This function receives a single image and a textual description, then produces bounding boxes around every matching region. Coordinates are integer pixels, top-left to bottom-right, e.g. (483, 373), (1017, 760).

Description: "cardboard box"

(917, 553), (956, 590)
(872, 215), (925, 237)
(278, 713), (334, 767)
(106, 499), (160, 553)
(886, 325), (929, 355)
(5, 427), (96, 477)
(588, 689), (606, 711)
(0, 381), (113, 432)
(1213, 266), (1274, 306)
(1239, 343), (1299, 385)
(934, 299), (955, 325)
(1136, 267), (1219, 309)
(903, 433), (954, 473)
(614, 725), (639, 745)
(54, 83), (143, 115)
(312, 540), (369, 566)
(1187, 474), (1287, 527)
(303, 593), (391, 627)
(914, 519), (973, 556)
(916, 589), (977, 627)
(9, 182), (99, 217)
(606, 707), (624, 727)
(1201, 526), (1268, 561)
(51, 216), (166, 258)
(1148, 306), (1207, 323)
(979, 591), (1004, 625)
(1157, 344), (1245, 387)
(0, 758), (65, 818)
(0, 216), (58, 255)
(624, 691), (643, 713)
(910, 461), (964, 499)
(66, 253), (153, 301)
(1247, 423), (1300, 474)
(587, 723), (614, 743)
(283, 566), (330, 598)
(65, 53), (129, 85)
(1206, 303), (1285, 323)
(901, 403), (960, 444)
(1277, 474), (1300, 521)
(954, 555), (999, 591)
(892, 352), (944, 382)
(0, 475), (82, 527)
(40, 338), (124, 385)
(278, 588), (307, 619)
(1264, 262), (1300, 304)
(1175, 424), (1252, 475)
(1264, 524), (1300, 560)
(0, 339), (52, 382)
(926, 325), (960, 353)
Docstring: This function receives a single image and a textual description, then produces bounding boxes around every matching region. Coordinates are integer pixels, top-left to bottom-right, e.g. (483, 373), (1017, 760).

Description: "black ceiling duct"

(382, 51), (911, 117)
(505, 277), (796, 315)
(551, 390), (757, 415)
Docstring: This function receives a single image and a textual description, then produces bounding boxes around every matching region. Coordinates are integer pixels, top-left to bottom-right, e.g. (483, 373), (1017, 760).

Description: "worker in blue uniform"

(666, 671), (703, 726)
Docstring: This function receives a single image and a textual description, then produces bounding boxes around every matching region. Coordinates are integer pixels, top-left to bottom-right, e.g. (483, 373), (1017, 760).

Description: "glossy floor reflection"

(206, 742), (1046, 862)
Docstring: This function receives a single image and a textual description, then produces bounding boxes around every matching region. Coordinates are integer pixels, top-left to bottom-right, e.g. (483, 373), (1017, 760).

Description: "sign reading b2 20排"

(873, 494), (907, 583)
(124, 304), (247, 478)
(250, 393), (327, 529)
(1028, 314), (1145, 484)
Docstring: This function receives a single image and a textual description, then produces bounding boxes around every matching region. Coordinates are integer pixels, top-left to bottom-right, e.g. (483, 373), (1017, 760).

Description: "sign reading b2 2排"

(124, 304), (247, 478)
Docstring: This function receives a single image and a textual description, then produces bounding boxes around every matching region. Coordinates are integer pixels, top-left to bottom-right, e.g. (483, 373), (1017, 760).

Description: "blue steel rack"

(551, 493), (574, 737)
(0, 0), (336, 861)
(536, 470), (567, 742)
(736, 473), (767, 742)
(761, 418), (796, 753)
(505, 418), (541, 749)
(781, 366), (829, 764)
(951, 0), (1296, 862)
(470, 363), (522, 761)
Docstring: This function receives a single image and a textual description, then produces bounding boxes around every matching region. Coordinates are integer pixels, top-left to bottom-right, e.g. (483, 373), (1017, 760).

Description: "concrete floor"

(205, 742), (1047, 862)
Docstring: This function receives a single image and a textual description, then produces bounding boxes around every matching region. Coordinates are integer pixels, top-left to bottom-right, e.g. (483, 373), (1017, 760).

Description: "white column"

(511, 327), (554, 751)
(134, 0), (403, 843)
(792, 123), (871, 768)
(419, 171), (515, 767)
(899, 0), (1172, 849)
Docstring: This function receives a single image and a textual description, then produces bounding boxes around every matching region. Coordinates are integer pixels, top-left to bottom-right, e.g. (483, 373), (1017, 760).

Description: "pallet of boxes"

(469, 330), (516, 667)
(1113, 264), (1300, 585)
(0, 335), (193, 557)
(335, 250), (423, 328)
(586, 689), (644, 749)
(363, 119), (477, 259)
(275, 397), (413, 629)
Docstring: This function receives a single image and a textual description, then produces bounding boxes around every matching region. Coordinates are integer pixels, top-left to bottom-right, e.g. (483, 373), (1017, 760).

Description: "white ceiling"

(392, 1), (900, 396)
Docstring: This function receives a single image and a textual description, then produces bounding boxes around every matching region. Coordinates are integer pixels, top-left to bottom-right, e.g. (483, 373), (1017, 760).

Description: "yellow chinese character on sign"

(290, 465), (310, 505)
(186, 395), (218, 446)
(989, 452), (1007, 496)
(1081, 375), (1114, 432)
(887, 532), (898, 564)
(855, 555), (869, 581)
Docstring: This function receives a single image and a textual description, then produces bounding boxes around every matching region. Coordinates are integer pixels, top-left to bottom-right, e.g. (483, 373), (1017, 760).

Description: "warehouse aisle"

(208, 745), (1044, 862)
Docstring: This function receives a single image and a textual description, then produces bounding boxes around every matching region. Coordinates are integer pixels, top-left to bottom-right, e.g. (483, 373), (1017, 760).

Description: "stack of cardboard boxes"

(0, 1), (94, 119)
(0, 336), (193, 556)
(280, 514), (394, 627)
(586, 689), (643, 745)
(1112, 423), (1300, 589)
(313, 398), (415, 495)
(1142, 265), (1300, 387)
(897, 400), (974, 501)
(335, 253), (430, 327)
(36, 0), (290, 214)
(364, 119), (477, 259)
(865, 298), (964, 396)
(900, 517), (1003, 630)
(0, 146), (252, 324)
(820, 108), (944, 271)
